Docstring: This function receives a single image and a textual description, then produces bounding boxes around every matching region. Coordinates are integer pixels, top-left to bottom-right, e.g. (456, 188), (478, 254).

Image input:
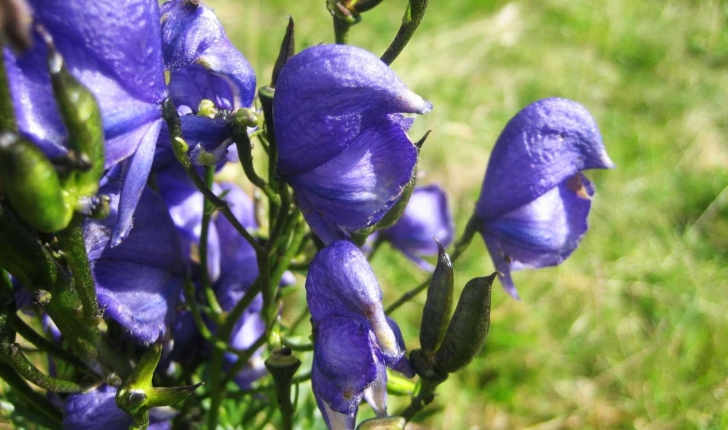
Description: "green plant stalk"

(270, 215), (305, 290)
(399, 378), (442, 421)
(385, 214), (479, 314)
(199, 166), (223, 316)
(333, 15), (351, 44)
(221, 334), (266, 386)
(381, 0), (429, 65)
(54, 217), (99, 318)
(13, 316), (88, 370)
(0, 344), (87, 393)
(234, 128), (281, 207)
(0, 362), (63, 427)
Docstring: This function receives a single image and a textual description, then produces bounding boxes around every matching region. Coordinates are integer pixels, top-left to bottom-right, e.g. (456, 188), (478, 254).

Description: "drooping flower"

(377, 184), (454, 270)
(84, 182), (185, 344)
(306, 240), (412, 429)
(475, 97), (615, 299)
(274, 44), (432, 244)
(5, 0), (167, 244)
(62, 384), (175, 430)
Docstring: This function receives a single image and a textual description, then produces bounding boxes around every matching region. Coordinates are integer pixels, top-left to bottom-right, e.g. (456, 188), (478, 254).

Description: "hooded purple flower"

(307, 241), (412, 429)
(475, 98), (615, 299)
(378, 184), (454, 271)
(274, 44), (432, 245)
(62, 384), (175, 430)
(84, 183), (186, 344)
(5, 0), (167, 244)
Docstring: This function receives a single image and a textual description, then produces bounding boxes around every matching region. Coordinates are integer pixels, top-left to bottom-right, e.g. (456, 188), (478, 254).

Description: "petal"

(313, 317), (378, 408)
(274, 44), (431, 176)
(312, 363), (359, 430)
(85, 184), (186, 343)
(482, 174), (594, 299)
(161, 0), (256, 109)
(381, 184), (454, 262)
(289, 116), (417, 240)
(362, 363), (388, 417)
(306, 241), (402, 360)
(476, 98), (614, 220)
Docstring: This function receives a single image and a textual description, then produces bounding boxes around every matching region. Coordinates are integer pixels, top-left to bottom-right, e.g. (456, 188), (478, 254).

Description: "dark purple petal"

(274, 44), (431, 177)
(62, 385), (172, 430)
(385, 317), (414, 377)
(476, 98), (614, 221)
(85, 184), (185, 344)
(161, 0), (256, 109)
(482, 174), (594, 299)
(381, 184), (454, 265)
(288, 116), (418, 242)
(312, 362), (359, 429)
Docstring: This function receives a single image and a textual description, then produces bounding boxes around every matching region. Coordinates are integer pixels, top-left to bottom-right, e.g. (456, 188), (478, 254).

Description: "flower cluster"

(0, 0), (613, 429)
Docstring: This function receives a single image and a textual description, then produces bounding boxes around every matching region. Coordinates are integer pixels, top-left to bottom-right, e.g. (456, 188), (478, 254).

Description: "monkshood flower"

(84, 182), (185, 344)
(5, 0), (167, 244)
(307, 241), (412, 429)
(475, 98), (615, 299)
(161, 0), (256, 113)
(274, 44), (432, 244)
(62, 384), (175, 430)
(378, 184), (454, 271)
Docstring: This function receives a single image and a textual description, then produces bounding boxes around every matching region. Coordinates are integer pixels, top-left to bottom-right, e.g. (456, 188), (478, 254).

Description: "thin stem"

(234, 130), (281, 207)
(199, 166), (223, 315)
(13, 317), (88, 370)
(55, 217), (99, 318)
(385, 215), (479, 314)
(380, 0), (429, 65)
(282, 338), (312, 352)
(287, 308), (310, 334)
(0, 362), (63, 427)
(0, 344), (87, 393)
(222, 334), (267, 386)
(399, 378), (442, 421)
(333, 16), (351, 44)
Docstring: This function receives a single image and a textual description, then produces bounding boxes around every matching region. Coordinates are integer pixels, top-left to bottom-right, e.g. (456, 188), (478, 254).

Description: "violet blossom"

(274, 44), (432, 244)
(475, 97), (615, 299)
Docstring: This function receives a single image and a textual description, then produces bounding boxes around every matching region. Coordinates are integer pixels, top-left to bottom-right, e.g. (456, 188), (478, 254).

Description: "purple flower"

(378, 184), (454, 270)
(62, 384), (175, 430)
(306, 241), (412, 428)
(161, 0), (256, 112)
(84, 183), (185, 344)
(274, 44), (432, 244)
(475, 98), (615, 299)
(5, 0), (167, 244)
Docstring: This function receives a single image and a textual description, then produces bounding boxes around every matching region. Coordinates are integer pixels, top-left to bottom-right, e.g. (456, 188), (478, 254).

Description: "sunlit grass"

(209, 0), (728, 428)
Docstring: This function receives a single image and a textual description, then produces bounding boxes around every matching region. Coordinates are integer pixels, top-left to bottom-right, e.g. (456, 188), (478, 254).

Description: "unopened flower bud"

(0, 132), (73, 232)
(419, 240), (453, 355)
(433, 273), (496, 373)
(197, 99), (218, 118)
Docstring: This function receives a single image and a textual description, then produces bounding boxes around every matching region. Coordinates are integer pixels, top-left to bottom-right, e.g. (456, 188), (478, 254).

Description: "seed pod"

(432, 273), (496, 374)
(0, 132), (73, 232)
(419, 240), (453, 355)
(44, 31), (104, 197)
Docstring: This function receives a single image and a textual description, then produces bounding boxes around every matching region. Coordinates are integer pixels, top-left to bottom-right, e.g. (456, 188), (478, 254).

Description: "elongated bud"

(0, 132), (73, 232)
(271, 16), (295, 87)
(432, 273), (496, 373)
(356, 416), (406, 430)
(41, 28), (104, 197)
(419, 240), (453, 355)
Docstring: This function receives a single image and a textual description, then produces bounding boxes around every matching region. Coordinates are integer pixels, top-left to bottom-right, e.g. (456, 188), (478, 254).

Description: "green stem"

(0, 343), (88, 393)
(200, 166), (223, 315)
(13, 317), (88, 370)
(385, 215), (478, 314)
(233, 128), (281, 207)
(333, 16), (351, 44)
(399, 378), (442, 421)
(381, 0), (429, 65)
(55, 217), (99, 318)
(0, 362), (63, 428)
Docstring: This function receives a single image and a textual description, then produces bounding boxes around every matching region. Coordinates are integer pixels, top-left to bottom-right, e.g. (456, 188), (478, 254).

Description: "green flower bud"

(44, 32), (104, 197)
(0, 132), (73, 232)
(432, 273), (496, 374)
(197, 99), (218, 118)
(419, 240), (453, 355)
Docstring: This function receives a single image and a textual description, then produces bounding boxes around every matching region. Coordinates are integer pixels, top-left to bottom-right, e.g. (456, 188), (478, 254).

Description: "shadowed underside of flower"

(274, 44), (432, 244)
(475, 97), (615, 299)
(306, 241), (411, 428)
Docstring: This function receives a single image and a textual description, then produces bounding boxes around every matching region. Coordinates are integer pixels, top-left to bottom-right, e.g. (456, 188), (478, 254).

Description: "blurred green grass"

(210, 0), (728, 428)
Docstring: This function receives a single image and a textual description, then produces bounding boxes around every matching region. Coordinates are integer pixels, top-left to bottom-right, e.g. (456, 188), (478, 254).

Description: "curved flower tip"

(307, 241), (411, 428)
(84, 183), (186, 344)
(476, 97), (612, 298)
(161, 0), (256, 110)
(62, 385), (174, 430)
(380, 184), (454, 271)
(274, 44), (430, 244)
